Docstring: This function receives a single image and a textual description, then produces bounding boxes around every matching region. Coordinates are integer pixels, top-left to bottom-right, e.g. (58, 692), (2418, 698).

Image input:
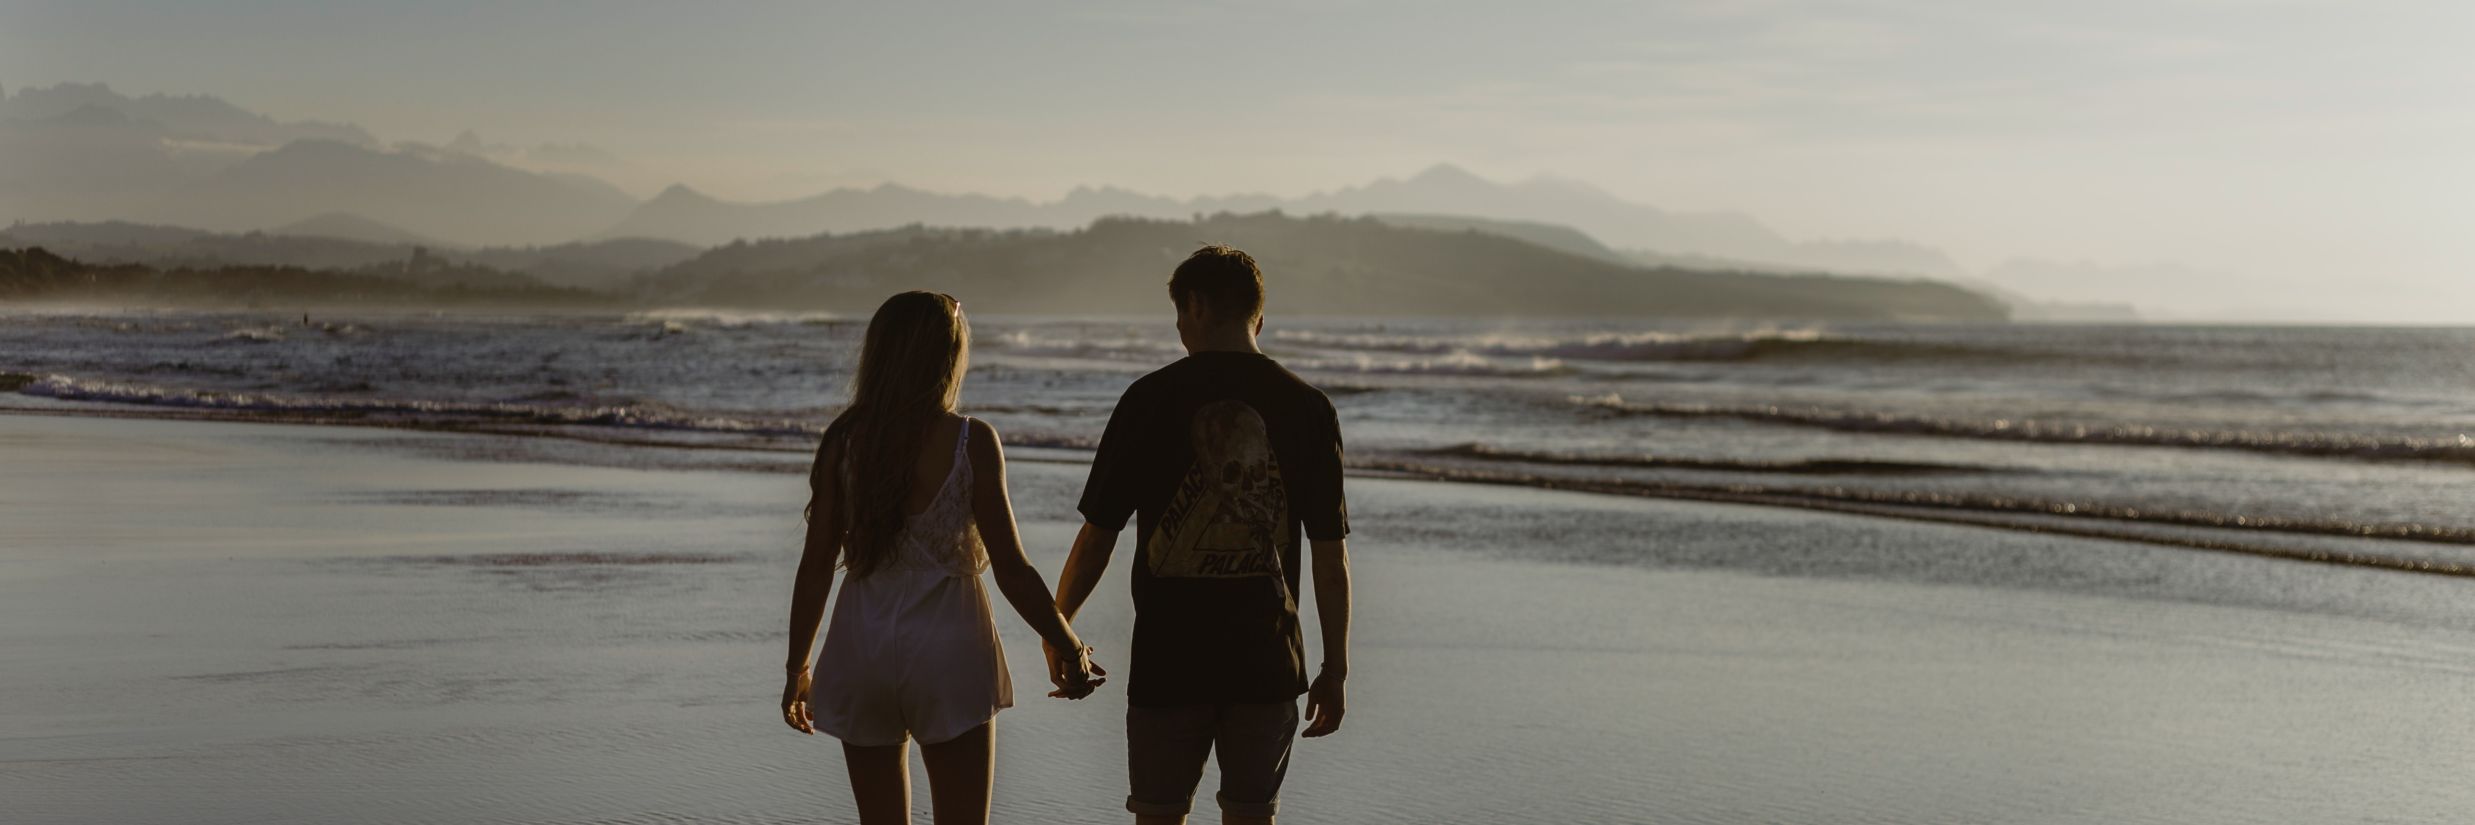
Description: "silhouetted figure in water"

(782, 291), (1103, 825)
(1051, 245), (1356, 825)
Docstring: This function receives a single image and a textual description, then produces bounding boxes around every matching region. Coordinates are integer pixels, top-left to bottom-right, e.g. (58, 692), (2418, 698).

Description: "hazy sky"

(5, 0), (2470, 321)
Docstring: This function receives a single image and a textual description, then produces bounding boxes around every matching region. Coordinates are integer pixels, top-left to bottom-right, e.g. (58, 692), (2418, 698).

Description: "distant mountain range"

(0, 81), (375, 147)
(0, 81), (2142, 318)
(0, 83), (1966, 273)
(599, 165), (1971, 282)
(0, 84), (632, 244)
(168, 138), (637, 244)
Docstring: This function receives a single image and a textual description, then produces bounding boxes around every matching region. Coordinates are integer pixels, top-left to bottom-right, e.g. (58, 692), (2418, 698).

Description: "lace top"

(844, 418), (988, 577)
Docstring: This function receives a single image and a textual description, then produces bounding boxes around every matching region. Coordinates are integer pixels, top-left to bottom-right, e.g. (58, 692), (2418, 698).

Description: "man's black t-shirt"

(1078, 351), (1349, 708)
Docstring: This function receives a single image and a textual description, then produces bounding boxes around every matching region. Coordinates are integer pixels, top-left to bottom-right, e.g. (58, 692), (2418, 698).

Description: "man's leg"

(1127, 704), (1216, 825)
(1211, 701), (1301, 825)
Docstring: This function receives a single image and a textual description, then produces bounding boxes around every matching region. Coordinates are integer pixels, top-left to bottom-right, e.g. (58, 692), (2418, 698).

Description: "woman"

(781, 291), (1103, 825)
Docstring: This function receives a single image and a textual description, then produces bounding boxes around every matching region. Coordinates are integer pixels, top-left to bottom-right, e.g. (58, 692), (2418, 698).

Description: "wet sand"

(5, 411), (2474, 824)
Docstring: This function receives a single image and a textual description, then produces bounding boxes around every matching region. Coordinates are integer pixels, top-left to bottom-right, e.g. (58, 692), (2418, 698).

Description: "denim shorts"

(1124, 700), (1300, 818)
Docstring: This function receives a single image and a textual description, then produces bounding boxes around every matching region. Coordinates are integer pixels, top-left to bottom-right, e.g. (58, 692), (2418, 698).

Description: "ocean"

(11, 309), (2475, 823)
(6, 309), (2471, 571)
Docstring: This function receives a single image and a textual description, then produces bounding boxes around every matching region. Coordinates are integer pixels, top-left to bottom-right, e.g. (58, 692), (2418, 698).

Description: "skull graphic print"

(1145, 399), (1290, 579)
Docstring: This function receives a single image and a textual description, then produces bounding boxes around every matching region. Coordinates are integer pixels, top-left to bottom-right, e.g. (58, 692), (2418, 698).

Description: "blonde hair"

(810, 291), (970, 576)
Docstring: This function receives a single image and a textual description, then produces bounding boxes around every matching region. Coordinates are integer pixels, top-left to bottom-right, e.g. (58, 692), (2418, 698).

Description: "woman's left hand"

(781, 667), (815, 734)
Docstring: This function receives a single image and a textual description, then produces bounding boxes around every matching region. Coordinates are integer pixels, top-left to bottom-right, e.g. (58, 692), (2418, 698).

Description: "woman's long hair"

(809, 291), (969, 577)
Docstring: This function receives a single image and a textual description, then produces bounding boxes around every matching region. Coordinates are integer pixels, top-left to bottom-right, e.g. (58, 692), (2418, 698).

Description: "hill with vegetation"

(2, 213), (2011, 320)
(0, 221), (701, 288)
(1367, 213), (1633, 264)
(637, 212), (2008, 320)
(0, 247), (607, 308)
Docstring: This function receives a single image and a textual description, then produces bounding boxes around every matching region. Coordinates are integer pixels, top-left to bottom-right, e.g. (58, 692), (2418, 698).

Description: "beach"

(11, 8), (2472, 822)
(8, 410), (2475, 824)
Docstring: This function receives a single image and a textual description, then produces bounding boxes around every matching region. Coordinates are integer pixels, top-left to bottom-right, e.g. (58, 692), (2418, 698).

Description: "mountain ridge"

(0, 82), (2143, 316)
(1, 211), (2007, 320)
(598, 163), (1972, 283)
(635, 211), (2007, 320)
(0, 82), (1983, 284)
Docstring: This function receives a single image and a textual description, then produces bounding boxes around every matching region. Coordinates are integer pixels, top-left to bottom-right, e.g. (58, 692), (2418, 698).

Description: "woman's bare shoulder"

(964, 415), (1004, 464)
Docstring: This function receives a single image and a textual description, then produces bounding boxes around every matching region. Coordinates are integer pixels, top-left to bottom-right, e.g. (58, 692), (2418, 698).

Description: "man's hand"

(780, 666), (814, 735)
(1044, 641), (1108, 699)
(1303, 668), (1346, 737)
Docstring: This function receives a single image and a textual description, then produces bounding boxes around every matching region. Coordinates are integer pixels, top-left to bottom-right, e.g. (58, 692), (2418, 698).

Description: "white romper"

(808, 420), (1014, 746)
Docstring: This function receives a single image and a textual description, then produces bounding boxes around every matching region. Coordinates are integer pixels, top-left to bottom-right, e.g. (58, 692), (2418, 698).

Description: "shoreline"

(9, 396), (2469, 580)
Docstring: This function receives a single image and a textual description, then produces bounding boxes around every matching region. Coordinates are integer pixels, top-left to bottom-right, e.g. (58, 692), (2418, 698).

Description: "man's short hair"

(1168, 245), (1264, 321)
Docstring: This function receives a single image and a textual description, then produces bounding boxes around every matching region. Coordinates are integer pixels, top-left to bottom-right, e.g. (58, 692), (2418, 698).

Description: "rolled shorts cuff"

(1126, 795), (1193, 817)
(1216, 790), (1280, 817)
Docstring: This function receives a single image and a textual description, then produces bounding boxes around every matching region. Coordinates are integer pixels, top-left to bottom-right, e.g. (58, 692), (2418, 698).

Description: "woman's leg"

(918, 722), (994, 825)
(843, 740), (912, 825)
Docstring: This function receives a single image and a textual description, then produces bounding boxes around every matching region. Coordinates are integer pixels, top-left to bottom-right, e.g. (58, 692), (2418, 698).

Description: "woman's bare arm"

(780, 436), (845, 733)
(966, 418), (1101, 694)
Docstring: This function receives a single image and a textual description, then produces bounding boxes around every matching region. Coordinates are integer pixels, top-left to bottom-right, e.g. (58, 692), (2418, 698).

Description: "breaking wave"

(623, 308), (849, 328)
(1290, 351), (1574, 378)
(16, 369), (2474, 577)
(1423, 442), (1999, 475)
(12, 373), (820, 438)
(221, 325), (288, 343)
(1569, 393), (2475, 466)
(1355, 453), (2475, 576)
(977, 330), (1184, 362)
(1271, 328), (2027, 364)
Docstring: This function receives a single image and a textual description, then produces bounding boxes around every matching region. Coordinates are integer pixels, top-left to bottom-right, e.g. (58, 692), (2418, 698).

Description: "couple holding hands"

(783, 246), (1354, 825)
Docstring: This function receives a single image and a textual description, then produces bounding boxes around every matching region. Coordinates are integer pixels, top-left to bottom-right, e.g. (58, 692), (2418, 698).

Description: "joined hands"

(1043, 640), (1108, 699)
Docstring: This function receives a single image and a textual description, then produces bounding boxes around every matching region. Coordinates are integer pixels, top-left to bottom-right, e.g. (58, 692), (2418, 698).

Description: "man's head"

(1168, 244), (1265, 350)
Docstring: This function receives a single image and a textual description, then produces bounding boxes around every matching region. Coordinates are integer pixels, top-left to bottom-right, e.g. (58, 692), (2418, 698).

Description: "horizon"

(4, 1), (2472, 323)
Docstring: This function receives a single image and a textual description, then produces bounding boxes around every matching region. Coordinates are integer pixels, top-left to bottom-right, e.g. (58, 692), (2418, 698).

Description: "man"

(1050, 245), (1353, 825)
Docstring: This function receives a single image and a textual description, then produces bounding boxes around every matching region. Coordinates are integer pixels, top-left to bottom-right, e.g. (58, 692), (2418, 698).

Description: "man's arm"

(1301, 394), (1352, 738)
(1061, 372), (1139, 624)
(1044, 522), (1120, 687)
(1303, 536), (1351, 738)
(1053, 521), (1119, 622)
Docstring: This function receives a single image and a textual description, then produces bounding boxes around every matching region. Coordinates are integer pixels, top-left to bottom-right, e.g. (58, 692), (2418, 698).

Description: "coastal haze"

(5, 3), (2475, 824)
(6, 2), (2474, 321)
